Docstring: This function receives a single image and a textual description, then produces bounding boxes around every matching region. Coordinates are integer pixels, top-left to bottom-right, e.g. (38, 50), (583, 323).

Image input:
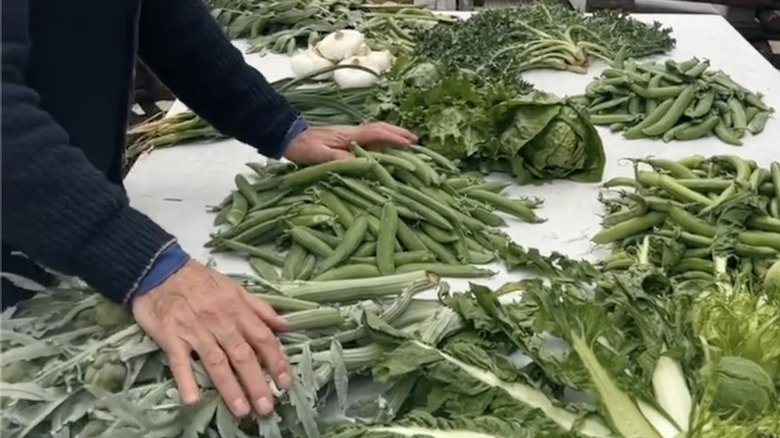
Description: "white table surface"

(125, 13), (780, 297)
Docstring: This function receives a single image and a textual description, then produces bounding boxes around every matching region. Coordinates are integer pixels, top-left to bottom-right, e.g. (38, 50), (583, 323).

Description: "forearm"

(137, 0), (300, 158)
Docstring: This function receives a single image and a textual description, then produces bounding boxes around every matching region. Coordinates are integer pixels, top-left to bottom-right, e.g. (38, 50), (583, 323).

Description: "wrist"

(127, 242), (191, 305)
(281, 116), (309, 154)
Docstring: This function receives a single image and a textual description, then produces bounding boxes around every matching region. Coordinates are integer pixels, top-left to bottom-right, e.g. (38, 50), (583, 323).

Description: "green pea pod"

(713, 118), (743, 146)
(684, 90), (715, 119)
(588, 95), (631, 113)
(624, 99), (674, 139)
(747, 111), (770, 135)
(727, 97), (747, 135)
(630, 83), (687, 99)
(674, 116), (720, 141)
(683, 59), (710, 78)
(662, 122), (693, 143)
(590, 114), (642, 125)
(642, 86), (696, 137)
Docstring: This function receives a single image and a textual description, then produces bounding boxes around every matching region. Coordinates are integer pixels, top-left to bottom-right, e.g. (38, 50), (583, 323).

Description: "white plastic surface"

(125, 14), (780, 298)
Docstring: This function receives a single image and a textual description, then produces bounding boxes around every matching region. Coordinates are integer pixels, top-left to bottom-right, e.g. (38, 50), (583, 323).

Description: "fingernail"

(232, 398), (250, 417)
(255, 396), (274, 416)
(278, 372), (291, 389)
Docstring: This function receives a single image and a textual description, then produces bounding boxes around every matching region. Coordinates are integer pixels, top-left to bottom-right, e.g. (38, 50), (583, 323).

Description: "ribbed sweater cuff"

(239, 103), (301, 159)
(71, 207), (178, 304)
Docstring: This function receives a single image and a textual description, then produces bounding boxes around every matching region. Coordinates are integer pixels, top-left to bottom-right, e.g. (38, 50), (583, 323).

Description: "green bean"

(744, 106), (760, 124)
(288, 214), (334, 228)
(657, 230), (777, 257)
(395, 185), (461, 225)
(671, 258), (714, 273)
(385, 149), (439, 185)
(714, 155), (752, 181)
(220, 240), (286, 266)
(464, 189), (544, 223)
(591, 212), (667, 244)
(603, 177), (641, 189)
(467, 250), (496, 264)
(328, 184), (374, 210)
(351, 251), (435, 266)
(295, 255), (317, 281)
(290, 226), (334, 258)
(235, 174), (261, 207)
(409, 145), (459, 172)
(602, 194), (648, 227)
(747, 111), (770, 135)
(226, 192), (249, 226)
(623, 99), (674, 139)
(642, 86), (696, 137)
(669, 207), (715, 236)
(368, 151), (417, 172)
(684, 90), (715, 119)
(332, 175), (388, 205)
(629, 83), (687, 99)
(744, 92), (770, 111)
(738, 231), (780, 251)
(727, 97), (747, 135)
(770, 198), (779, 219)
(677, 154), (708, 169)
(635, 172), (713, 206)
(220, 206), (291, 239)
(771, 162), (780, 202)
(249, 257), (280, 282)
(669, 178), (730, 192)
(713, 118), (743, 146)
(445, 177), (472, 190)
(469, 207), (507, 227)
(675, 116), (719, 141)
(379, 188), (453, 230)
(353, 241), (377, 257)
(282, 242), (308, 281)
(644, 196), (686, 212)
(748, 216), (780, 233)
(252, 189), (293, 211)
(312, 264), (381, 281)
(683, 59), (709, 78)
(421, 223), (459, 243)
(393, 168), (426, 189)
(661, 122), (692, 143)
(317, 216), (369, 273)
(213, 203), (231, 226)
(303, 228), (341, 247)
(628, 95), (642, 114)
(377, 203), (399, 276)
(590, 114), (643, 125)
(277, 195), (313, 206)
(396, 222), (427, 252)
(749, 168), (771, 191)
(416, 232), (459, 264)
(588, 95), (631, 113)
(227, 218), (283, 245)
(641, 158), (697, 179)
(395, 263), (495, 278)
(317, 188), (355, 228)
(349, 143), (399, 189)
(458, 180), (511, 194)
(281, 158), (374, 188)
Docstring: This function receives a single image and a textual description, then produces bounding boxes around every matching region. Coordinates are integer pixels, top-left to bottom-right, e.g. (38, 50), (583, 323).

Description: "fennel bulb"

(290, 47), (334, 80)
(316, 29), (366, 63)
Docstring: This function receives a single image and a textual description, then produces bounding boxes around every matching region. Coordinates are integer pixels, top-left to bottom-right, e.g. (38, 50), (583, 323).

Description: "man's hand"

(283, 122), (418, 165)
(131, 260), (289, 417)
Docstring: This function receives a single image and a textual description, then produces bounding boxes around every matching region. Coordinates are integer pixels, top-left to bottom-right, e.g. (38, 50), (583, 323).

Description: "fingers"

(239, 306), (291, 391)
(246, 292), (288, 332)
(324, 147), (355, 161)
(348, 123), (416, 148)
(165, 341), (201, 405)
(218, 324), (275, 416)
(193, 328), (254, 417)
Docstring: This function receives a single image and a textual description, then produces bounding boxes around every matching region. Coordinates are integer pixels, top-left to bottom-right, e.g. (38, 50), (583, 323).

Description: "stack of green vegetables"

(582, 57), (774, 145)
(209, 142), (546, 282)
(125, 65), (374, 167)
(593, 155), (780, 279)
(3, 236), (779, 437)
(365, 60), (608, 184)
(413, 1), (675, 77)
(208, 0), (457, 56)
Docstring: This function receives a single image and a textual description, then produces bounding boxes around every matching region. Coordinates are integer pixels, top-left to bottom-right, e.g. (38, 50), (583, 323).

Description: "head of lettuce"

(367, 63), (606, 184)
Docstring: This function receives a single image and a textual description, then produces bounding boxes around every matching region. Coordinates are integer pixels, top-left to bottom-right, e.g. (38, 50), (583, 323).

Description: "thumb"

(324, 147), (354, 161)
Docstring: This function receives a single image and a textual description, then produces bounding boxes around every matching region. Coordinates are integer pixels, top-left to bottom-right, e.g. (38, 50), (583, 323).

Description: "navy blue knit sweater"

(2, 0), (302, 304)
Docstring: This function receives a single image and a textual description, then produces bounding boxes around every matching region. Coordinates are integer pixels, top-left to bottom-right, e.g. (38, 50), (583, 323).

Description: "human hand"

(283, 122), (418, 165)
(131, 259), (289, 417)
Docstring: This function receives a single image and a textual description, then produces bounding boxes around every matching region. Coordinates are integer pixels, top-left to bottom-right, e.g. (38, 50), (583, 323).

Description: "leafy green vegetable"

(413, 1), (675, 77)
(366, 63), (606, 184)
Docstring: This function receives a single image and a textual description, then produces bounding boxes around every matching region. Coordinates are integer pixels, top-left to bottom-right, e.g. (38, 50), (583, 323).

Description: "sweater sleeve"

(137, 0), (300, 159)
(1, 8), (178, 304)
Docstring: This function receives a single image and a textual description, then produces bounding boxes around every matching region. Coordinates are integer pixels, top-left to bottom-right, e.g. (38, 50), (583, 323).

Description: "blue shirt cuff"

(131, 243), (191, 301)
(281, 116), (309, 152)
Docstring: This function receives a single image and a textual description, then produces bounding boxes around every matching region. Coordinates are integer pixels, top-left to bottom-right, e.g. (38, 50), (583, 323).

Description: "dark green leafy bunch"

(413, 1), (675, 78)
(365, 59), (606, 184)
